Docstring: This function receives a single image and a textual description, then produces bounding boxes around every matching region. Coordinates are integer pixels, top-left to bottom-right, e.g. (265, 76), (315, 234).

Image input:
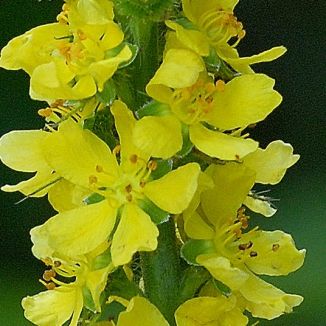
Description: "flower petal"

(31, 201), (116, 259)
(240, 230), (305, 276)
(43, 120), (118, 189)
(197, 254), (249, 290)
(206, 74), (282, 130)
(238, 272), (303, 320)
(147, 49), (205, 102)
(117, 297), (169, 326)
(133, 115), (183, 159)
(175, 296), (248, 326)
(243, 140), (300, 185)
(243, 195), (277, 217)
(190, 123), (258, 160)
(201, 163), (255, 225)
(22, 286), (83, 326)
(111, 204), (159, 266)
(144, 163), (200, 214)
(0, 129), (48, 172)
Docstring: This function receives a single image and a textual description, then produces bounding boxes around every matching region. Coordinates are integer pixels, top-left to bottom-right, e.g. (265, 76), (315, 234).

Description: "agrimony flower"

(31, 101), (200, 266)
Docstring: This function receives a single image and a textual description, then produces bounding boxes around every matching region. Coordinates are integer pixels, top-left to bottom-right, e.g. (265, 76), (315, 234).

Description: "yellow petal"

(201, 163), (255, 225)
(184, 211), (215, 240)
(117, 297), (169, 326)
(238, 272), (303, 320)
(43, 120), (118, 189)
(111, 204), (159, 266)
(30, 60), (97, 101)
(48, 180), (90, 212)
(197, 254), (249, 290)
(240, 230), (305, 276)
(133, 115), (183, 159)
(190, 124), (258, 160)
(227, 46), (287, 74)
(243, 140), (300, 184)
(89, 45), (132, 91)
(0, 130), (47, 172)
(2, 169), (60, 197)
(31, 201), (117, 259)
(147, 49), (205, 101)
(243, 195), (277, 217)
(73, 0), (114, 24)
(206, 74), (282, 130)
(165, 21), (210, 56)
(0, 23), (68, 74)
(175, 296), (248, 326)
(22, 286), (83, 326)
(144, 163), (200, 214)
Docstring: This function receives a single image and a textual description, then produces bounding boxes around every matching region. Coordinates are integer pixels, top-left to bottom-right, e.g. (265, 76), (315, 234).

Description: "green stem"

(140, 218), (181, 325)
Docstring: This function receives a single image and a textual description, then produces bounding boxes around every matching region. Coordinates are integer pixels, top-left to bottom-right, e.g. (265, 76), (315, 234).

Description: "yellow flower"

(31, 101), (200, 266)
(134, 49), (281, 160)
(165, 0), (286, 73)
(183, 163), (305, 319)
(0, 1), (131, 101)
(22, 244), (112, 326)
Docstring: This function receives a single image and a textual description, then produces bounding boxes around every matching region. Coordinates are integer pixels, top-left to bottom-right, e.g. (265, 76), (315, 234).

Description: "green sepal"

(98, 301), (125, 324)
(83, 193), (106, 205)
(96, 79), (117, 105)
(176, 124), (193, 158)
(82, 286), (97, 313)
(212, 278), (231, 296)
(173, 17), (197, 30)
(136, 101), (170, 118)
(205, 47), (239, 81)
(138, 198), (169, 224)
(150, 159), (173, 180)
(92, 248), (112, 270)
(118, 43), (139, 69)
(181, 239), (216, 266)
(83, 108), (118, 150)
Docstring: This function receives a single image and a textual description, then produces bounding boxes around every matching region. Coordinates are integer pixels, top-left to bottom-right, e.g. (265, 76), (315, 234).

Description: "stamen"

(215, 80), (225, 92)
(125, 184), (132, 193)
(43, 269), (56, 282)
(147, 160), (157, 171)
(129, 154), (138, 163)
(89, 175), (98, 184)
(272, 244), (280, 252)
(249, 251), (258, 257)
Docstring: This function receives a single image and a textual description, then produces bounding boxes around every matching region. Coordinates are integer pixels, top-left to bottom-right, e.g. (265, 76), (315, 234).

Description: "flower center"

(88, 149), (157, 207)
(171, 79), (225, 125)
(198, 9), (245, 47)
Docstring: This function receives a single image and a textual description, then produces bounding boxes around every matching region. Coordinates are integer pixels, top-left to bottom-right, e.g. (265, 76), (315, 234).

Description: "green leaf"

(176, 124), (193, 158)
(92, 248), (112, 270)
(83, 193), (106, 205)
(181, 239), (216, 266)
(138, 198), (169, 224)
(136, 101), (170, 118)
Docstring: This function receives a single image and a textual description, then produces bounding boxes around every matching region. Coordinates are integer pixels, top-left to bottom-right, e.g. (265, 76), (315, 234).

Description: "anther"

(38, 108), (53, 117)
(147, 160), (157, 171)
(216, 80), (225, 92)
(129, 154), (138, 163)
(89, 175), (98, 184)
(238, 241), (253, 251)
(139, 180), (146, 188)
(249, 251), (258, 257)
(53, 260), (61, 268)
(43, 269), (56, 282)
(45, 282), (56, 290)
(272, 244), (280, 252)
(125, 184), (132, 193)
(96, 165), (104, 173)
(113, 145), (121, 156)
(126, 194), (133, 202)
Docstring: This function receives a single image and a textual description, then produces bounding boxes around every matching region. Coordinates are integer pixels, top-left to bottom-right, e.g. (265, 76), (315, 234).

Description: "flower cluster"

(0, 0), (305, 325)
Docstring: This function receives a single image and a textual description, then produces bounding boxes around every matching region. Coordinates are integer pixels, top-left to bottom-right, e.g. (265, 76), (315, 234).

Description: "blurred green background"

(0, 0), (325, 325)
